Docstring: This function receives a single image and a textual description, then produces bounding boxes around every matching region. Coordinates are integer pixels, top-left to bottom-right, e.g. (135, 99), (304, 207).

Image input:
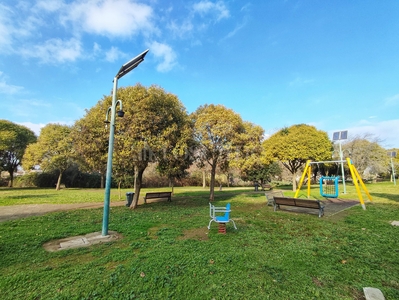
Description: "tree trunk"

(118, 181), (121, 200)
(100, 174), (105, 189)
(8, 171), (14, 187)
(56, 171), (63, 191)
(209, 163), (217, 201)
(292, 173), (297, 192)
(202, 170), (206, 188)
(131, 165), (145, 209)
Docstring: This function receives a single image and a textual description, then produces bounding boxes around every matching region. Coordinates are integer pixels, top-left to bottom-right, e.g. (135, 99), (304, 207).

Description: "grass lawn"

(0, 182), (398, 299)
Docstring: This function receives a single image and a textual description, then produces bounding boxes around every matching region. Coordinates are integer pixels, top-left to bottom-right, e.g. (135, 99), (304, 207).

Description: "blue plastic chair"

(207, 203), (237, 230)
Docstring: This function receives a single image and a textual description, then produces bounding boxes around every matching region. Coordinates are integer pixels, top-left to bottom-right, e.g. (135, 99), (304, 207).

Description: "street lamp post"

(332, 130), (348, 194)
(102, 49), (149, 236)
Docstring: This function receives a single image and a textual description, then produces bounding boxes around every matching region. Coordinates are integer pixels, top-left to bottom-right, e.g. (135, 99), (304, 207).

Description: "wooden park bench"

(273, 196), (325, 217)
(143, 192), (172, 203)
(261, 183), (273, 191)
(265, 191), (284, 206)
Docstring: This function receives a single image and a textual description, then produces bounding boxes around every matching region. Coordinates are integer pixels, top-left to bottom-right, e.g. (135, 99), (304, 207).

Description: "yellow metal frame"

(294, 159), (372, 210)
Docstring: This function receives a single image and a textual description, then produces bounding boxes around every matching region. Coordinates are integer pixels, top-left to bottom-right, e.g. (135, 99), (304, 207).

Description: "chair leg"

(231, 219), (237, 230)
(207, 219), (213, 230)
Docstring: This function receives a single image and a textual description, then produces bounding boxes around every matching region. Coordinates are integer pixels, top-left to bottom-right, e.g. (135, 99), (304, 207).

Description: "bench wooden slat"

(261, 184), (273, 191)
(273, 196), (324, 217)
(144, 192), (172, 203)
(294, 199), (321, 208)
(274, 197), (296, 206)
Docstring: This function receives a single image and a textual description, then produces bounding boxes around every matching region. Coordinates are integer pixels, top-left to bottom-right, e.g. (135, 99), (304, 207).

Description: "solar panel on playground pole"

(332, 130), (348, 194)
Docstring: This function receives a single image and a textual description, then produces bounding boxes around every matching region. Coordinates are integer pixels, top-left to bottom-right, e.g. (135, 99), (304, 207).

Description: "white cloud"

(0, 4), (14, 53)
(93, 42), (101, 55)
(167, 20), (194, 39)
(331, 119), (399, 148)
(35, 0), (65, 13)
(193, 1), (230, 21)
(385, 94), (399, 106)
(0, 72), (24, 95)
(289, 77), (315, 87)
(149, 41), (177, 72)
(105, 46), (126, 62)
(17, 122), (46, 136)
(18, 120), (75, 136)
(222, 18), (247, 40)
(20, 38), (82, 64)
(64, 0), (155, 37)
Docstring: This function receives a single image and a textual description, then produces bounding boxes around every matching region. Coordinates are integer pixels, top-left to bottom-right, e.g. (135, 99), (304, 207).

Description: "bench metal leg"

(319, 207), (325, 217)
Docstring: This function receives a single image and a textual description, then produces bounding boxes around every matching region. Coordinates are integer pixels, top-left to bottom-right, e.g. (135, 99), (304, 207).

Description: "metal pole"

(102, 77), (118, 236)
(391, 157), (397, 186)
(339, 141), (347, 194)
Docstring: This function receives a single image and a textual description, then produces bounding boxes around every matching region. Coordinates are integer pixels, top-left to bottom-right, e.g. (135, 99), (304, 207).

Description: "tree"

(229, 121), (265, 182)
(106, 84), (192, 208)
(23, 124), (74, 190)
(240, 161), (282, 184)
(262, 124), (332, 191)
(343, 134), (389, 179)
(191, 104), (245, 201)
(0, 120), (37, 187)
(72, 100), (110, 188)
(156, 124), (195, 193)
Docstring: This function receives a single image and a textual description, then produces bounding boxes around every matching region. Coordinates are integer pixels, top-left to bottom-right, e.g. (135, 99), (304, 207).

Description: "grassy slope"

(0, 183), (398, 299)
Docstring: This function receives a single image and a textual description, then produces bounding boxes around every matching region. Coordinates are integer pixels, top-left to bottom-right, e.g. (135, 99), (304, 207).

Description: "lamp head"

(117, 110), (125, 118)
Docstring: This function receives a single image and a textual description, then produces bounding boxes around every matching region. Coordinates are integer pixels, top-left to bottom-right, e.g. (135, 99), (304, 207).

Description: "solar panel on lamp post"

(332, 130), (348, 194)
(102, 49), (149, 236)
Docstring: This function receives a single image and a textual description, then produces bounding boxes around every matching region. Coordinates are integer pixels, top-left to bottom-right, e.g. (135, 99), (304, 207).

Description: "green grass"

(0, 183), (399, 299)
(0, 186), (255, 206)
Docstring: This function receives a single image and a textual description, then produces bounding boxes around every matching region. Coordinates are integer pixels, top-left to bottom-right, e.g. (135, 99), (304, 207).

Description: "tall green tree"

(72, 100), (110, 188)
(191, 104), (245, 201)
(156, 124), (195, 194)
(23, 124), (74, 190)
(97, 84), (192, 208)
(343, 135), (389, 179)
(229, 121), (265, 181)
(262, 124), (332, 191)
(0, 120), (37, 187)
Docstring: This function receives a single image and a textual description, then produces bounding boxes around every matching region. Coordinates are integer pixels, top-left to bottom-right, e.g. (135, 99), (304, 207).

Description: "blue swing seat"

(207, 203), (237, 230)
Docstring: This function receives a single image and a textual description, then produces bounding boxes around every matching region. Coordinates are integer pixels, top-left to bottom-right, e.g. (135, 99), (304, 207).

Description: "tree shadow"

(5, 194), (53, 200)
(370, 193), (399, 203)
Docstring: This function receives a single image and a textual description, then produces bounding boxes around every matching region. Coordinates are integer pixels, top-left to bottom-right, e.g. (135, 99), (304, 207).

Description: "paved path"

(0, 196), (361, 223)
(0, 201), (126, 223)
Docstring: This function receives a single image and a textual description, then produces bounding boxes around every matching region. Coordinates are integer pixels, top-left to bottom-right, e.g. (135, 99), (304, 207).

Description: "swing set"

(294, 158), (372, 210)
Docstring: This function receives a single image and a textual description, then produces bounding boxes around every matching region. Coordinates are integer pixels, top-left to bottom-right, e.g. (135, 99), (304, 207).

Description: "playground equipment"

(295, 158), (372, 210)
(208, 203), (237, 231)
(320, 176), (339, 198)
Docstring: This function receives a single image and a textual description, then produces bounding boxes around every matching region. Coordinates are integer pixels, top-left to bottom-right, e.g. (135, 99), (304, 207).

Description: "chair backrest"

(224, 203), (231, 219)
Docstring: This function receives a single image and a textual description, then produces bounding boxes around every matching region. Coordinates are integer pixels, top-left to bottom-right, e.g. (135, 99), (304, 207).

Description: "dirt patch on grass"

(178, 227), (209, 241)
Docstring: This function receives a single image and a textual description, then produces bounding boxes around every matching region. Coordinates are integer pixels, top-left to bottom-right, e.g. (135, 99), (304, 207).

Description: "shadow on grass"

(4, 194), (53, 200)
(371, 193), (399, 203)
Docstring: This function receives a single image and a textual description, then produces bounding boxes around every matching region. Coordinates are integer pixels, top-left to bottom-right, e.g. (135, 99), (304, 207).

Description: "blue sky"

(1, 0), (399, 148)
